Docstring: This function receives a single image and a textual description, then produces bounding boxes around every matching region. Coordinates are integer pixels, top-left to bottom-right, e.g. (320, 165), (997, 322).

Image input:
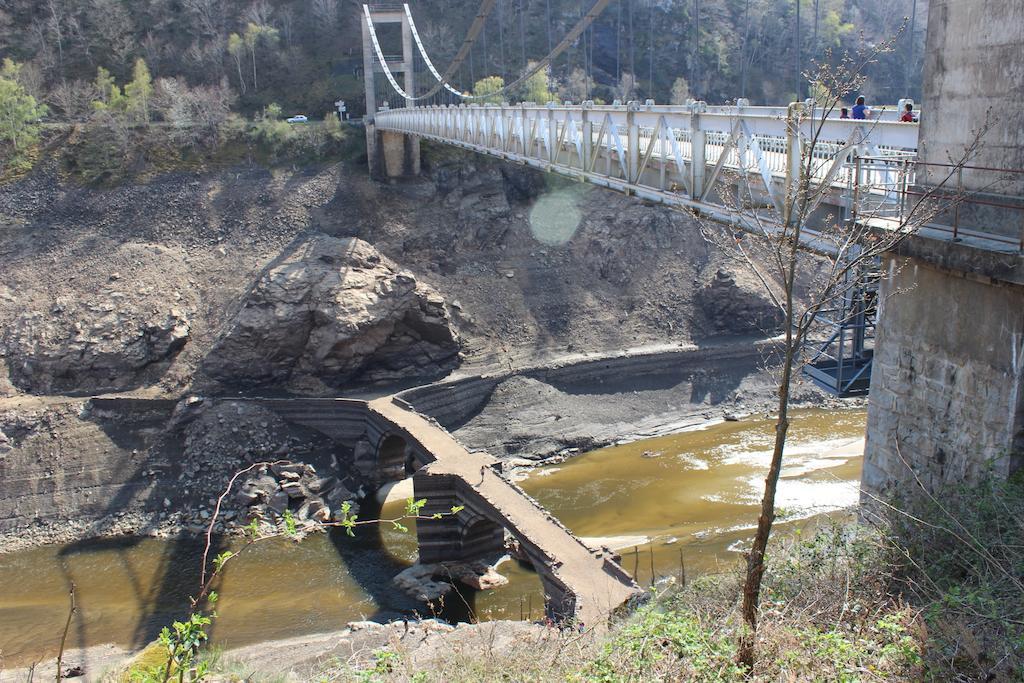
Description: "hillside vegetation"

(0, 0), (925, 121)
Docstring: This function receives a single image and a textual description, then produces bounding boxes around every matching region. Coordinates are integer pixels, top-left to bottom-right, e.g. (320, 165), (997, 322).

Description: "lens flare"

(528, 190), (582, 246)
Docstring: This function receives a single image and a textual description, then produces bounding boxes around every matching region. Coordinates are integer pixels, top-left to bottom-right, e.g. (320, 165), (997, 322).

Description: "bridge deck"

(368, 398), (641, 626)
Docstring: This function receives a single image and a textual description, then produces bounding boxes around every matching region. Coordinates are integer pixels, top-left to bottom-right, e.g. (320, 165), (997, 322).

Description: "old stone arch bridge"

(255, 395), (642, 626)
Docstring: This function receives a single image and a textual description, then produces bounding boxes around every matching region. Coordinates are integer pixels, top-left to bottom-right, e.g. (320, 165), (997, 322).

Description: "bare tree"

(694, 36), (987, 668)
(48, 78), (97, 121)
(45, 0), (66, 72)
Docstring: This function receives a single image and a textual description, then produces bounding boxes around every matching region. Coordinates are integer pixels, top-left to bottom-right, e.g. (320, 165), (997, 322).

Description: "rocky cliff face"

(3, 308), (190, 395)
(202, 236), (462, 391)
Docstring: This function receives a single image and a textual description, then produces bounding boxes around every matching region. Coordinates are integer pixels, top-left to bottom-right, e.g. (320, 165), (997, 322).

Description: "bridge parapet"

(373, 101), (917, 230)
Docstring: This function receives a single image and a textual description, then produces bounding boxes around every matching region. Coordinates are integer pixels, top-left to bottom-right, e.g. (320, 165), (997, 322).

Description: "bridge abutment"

(862, 0), (1024, 500)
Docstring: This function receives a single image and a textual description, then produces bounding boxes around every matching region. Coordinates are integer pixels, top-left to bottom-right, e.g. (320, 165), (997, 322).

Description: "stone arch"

(458, 514), (505, 560)
(377, 433), (408, 472)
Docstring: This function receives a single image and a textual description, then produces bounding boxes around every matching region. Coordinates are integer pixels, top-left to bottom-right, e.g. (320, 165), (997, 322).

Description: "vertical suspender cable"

(545, 0), (552, 53)
(794, 0), (802, 101)
(812, 0), (820, 68)
(616, 0), (621, 82)
(740, 0), (750, 99)
(627, 0), (634, 77)
(498, 0), (506, 80)
(692, 0), (699, 98)
(482, 10), (489, 75)
(647, 0), (653, 97)
(906, 0), (918, 98)
(588, 24), (594, 99)
(519, 0), (527, 72)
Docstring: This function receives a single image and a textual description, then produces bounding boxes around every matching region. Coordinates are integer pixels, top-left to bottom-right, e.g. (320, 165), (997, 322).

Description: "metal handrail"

(851, 155), (1024, 251)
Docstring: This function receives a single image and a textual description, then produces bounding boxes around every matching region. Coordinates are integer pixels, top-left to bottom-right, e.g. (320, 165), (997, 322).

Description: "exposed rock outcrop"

(393, 560), (509, 602)
(202, 236), (461, 390)
(3, 307), (190, 394)
(697, 268), (783, 334)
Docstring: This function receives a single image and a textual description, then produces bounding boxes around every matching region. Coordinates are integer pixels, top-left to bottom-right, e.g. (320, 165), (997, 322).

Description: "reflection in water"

(0, 532), (420, 667)
(0, 408), (865, 665)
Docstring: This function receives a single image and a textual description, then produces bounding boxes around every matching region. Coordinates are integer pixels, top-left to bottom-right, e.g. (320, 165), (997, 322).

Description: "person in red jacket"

(900, 102), (917, 122)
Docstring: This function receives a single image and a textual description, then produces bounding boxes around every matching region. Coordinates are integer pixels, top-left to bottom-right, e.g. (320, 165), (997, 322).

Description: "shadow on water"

(54, 533), (224, 652)
(324, 495), (428, 622)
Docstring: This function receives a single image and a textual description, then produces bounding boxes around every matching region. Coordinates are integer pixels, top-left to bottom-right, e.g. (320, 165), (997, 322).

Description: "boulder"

(202, 236), (461, 389)
(696, 268), (783, 334)
(393, 563), (455, 602)
(267, 490), (289, 515)
(281, 481), (306, 499)
(444, 561), (510, 591)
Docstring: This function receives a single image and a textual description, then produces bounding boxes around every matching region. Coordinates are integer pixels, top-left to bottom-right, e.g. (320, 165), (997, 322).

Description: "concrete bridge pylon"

(361, 4), (420, 179)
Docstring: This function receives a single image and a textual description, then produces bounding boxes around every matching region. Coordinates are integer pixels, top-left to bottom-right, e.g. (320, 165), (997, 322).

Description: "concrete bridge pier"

(862, 0), (1024, 500)
(366, 121), (421, 180)
(862, 254), (1024, 497)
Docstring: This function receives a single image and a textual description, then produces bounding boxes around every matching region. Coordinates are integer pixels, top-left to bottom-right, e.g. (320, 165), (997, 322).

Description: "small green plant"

(130, 601), (216, 683)
(356, 649), (401, 682)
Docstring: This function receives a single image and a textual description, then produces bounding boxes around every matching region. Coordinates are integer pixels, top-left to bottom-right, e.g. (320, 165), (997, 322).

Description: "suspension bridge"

(361, 2), (921, 245)
(352, 0), (1024, 624)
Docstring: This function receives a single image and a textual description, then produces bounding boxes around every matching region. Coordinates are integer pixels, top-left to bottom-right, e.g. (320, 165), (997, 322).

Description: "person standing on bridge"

(851, 96), (871, 120)
(840, 107), (850, 119)
(900, 102), (918, 123)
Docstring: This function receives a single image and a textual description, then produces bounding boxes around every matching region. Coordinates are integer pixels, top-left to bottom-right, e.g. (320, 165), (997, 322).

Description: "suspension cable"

(396, 0), (613, 103)
(364, 0), (498, 103)
(404, 4), (464, 97)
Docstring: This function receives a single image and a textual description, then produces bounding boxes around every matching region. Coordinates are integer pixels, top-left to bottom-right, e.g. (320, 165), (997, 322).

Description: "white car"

(286, 114), (308, 124)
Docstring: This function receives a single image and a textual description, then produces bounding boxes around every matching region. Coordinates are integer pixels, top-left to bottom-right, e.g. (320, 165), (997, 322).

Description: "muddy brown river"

(0, 409), (865, 666)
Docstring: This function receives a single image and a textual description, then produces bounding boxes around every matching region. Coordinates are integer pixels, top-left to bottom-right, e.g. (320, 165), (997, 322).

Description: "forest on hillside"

(0, 0), (926, 122)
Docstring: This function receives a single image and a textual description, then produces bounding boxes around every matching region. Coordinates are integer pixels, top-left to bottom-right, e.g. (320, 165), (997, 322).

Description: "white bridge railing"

(373, 100), (919, 221)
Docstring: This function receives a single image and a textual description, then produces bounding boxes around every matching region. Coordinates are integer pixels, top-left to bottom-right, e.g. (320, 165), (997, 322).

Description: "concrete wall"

(919, 0), (1024, 196)
(862, 256), (1024, 498)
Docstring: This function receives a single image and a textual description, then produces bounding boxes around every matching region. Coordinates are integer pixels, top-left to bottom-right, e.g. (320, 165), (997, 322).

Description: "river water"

(0, 409), (865, 665)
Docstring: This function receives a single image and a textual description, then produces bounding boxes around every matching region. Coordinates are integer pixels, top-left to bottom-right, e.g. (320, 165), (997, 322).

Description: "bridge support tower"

(862, 0), (1024, 500)
(361, 4), (420, 179)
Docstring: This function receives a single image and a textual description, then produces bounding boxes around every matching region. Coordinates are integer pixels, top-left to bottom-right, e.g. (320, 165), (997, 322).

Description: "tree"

(124, 58), (153, 123)
(614, 72), (638, 102)
(227, 33), (246, 94)
(518, 62), (555, 104)
(561, 67), (589, 103)
(473, 75), (505, 104)
(0, 67), (47, 153)
(92, 66), (127, 111)
(694, 37), (979, 668)
(49, 79), (97, 121)
(670, 76), (690, 105)
(154, 76), (234, 146)
(242, 22), (279, 92)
